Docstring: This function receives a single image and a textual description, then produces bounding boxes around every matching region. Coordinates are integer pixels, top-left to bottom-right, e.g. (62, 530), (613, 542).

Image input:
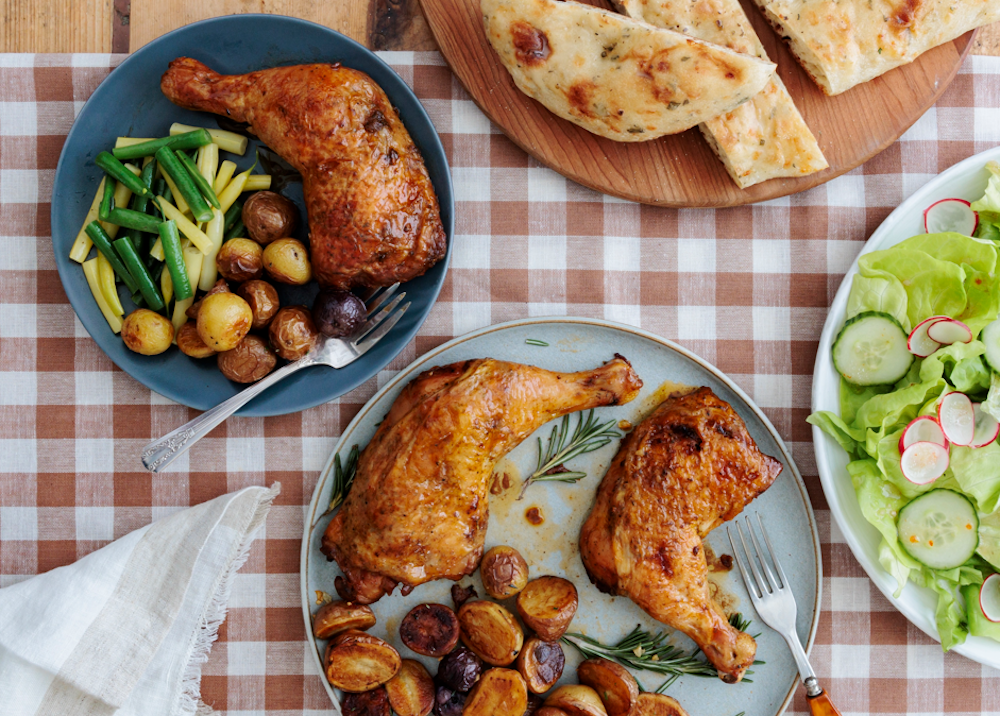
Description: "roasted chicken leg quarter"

(322, 356), (643, 604)
(580, 387), (782, 683)
(161, 58), (447, 290)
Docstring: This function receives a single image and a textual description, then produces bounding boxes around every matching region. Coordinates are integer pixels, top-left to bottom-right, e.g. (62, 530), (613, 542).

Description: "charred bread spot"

(511, 21), (551, 66)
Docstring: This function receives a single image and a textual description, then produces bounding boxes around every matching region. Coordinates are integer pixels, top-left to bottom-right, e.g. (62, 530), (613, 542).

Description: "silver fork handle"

(141, 356), (316, 473)
(782, 630), (819, 695)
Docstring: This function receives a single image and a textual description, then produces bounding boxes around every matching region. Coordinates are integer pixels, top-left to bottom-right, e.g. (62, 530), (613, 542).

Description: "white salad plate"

(812, 146), (1000, 668)
(303, 317), (820, 716)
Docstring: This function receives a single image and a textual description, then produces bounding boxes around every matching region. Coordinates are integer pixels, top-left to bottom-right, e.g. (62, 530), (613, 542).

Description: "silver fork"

(141, 284), (410, 473)
(728, 514), (842, 716)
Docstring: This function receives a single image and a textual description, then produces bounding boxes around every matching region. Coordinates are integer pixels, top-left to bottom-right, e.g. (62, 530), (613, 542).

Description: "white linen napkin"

(0, 483), (279, 716)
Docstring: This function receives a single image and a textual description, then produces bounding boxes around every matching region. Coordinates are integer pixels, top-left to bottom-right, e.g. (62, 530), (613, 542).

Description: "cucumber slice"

(897, 489), (979, 570)
(978, 510), (1000, 571)
(962, 584), (1000, 642)
(832, 311), (913, 386)
(981, 318), (1000, 372)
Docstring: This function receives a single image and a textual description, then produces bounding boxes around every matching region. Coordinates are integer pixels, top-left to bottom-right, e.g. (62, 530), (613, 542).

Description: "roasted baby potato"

(535, 708), (571, 716)
(186, 278), (229, 319)
(263, 237), (312, 285)
(243, 190), (298, 245)
(458, 600), (524, 666)
(516, 576), (578, 642)
(196, 292), (253, 352)
(176, 321), (215, 359)
(313, 600), (376, 640)
(236, 279), (280, 330)
(480, 545), (529, 599)
(463, 668), (528, 716)
(432, 685), (466, 716)
(632, 693), (690, 716)
(384, 659), (435, 716)
(543, 685), (609, 716)
(324, 629), (401, 692)
(435, 646), (483, 692)
(399, 603), (460, 658)
(312, 289), (366, 338)
(269, 305), (319, 361)
(217, 335), (276, 383)
(342, 687), (391, 716)
(576, 658), (638, 716)
(525, 693), (545, 716)
(517, 637), (565, 694)
(122, 309), (173, 355)
(216, 238), (264, 281)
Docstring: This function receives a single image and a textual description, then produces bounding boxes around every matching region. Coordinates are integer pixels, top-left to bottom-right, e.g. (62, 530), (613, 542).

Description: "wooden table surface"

(3, 0), (1000, 56)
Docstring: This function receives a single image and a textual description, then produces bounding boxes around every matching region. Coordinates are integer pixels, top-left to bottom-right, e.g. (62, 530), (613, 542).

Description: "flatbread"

(616, 0), (828, 188)
(747, 0), (1000, 96)
(481, 0), (777, 142)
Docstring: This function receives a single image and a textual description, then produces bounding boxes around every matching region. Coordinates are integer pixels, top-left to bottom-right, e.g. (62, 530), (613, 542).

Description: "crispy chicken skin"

(160, 58), (447, 290)
(580, 387), (781, 683)
(322, 356), (643, 604)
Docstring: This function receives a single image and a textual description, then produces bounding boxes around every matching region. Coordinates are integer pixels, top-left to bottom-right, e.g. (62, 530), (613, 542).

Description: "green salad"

(810, 162), (1000, 650)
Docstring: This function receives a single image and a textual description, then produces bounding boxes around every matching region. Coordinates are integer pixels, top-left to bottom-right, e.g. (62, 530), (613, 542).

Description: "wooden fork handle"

(807, 690), (842, 716)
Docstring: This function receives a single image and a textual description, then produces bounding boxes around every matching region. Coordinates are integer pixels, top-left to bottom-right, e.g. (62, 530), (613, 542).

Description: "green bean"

(113, 237), (165, 311)
(108, 207), (163, 234)
(95, 152), (151, 198)
(112, 129), (212, 161)
(98, 176), (116, 222)
(85, 221), (138, 294)
(158, 220), (193, 301)
(130, 289), (146, 309)
(126, 160), (157, 252)
(155, 146), (213, 222)
(223, 218), (245, 240)
(223, 200), (243, 234)
(176, 149), (221, 210)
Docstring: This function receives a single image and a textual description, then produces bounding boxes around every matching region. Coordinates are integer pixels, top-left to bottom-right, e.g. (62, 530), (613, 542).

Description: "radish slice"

(980, 574), (1000, 622)
(908, 316), (948, 357)
(899, 415), (949, 454)
(900, 441), (950, 484)
(927, 318), (973, 345)
(924, 198), (979, 236)
(971, 403), (1000, 448)
(939, 392), (976, 446)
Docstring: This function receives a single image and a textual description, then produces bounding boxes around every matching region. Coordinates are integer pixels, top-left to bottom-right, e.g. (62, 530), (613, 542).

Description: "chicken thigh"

(580, 387), (781, 683)
(161, 58), (447, 290)
(322, 356), (643, 604)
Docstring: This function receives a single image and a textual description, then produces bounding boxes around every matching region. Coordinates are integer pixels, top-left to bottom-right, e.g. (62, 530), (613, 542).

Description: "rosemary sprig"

(322, 444), (360, 516)
(562, 613), (761, 692)
(517, 409), (621, 499)
(525, 338), (549, 346)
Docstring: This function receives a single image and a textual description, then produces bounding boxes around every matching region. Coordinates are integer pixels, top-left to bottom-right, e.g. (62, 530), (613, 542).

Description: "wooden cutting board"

(418, 0), (976, 207)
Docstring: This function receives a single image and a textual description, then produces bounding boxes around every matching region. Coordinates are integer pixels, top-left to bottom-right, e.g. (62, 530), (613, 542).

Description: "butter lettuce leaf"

(846, 274), (910, 331)
(859, 249), (968, 329)
(970, 161), (1000, 215)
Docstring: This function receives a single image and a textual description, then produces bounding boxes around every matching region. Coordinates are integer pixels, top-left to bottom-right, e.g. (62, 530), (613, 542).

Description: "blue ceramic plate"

(51, 15), (453, 416)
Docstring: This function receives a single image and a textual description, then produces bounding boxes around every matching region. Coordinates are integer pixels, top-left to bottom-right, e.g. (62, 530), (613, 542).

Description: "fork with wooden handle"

(728, 513), (842, 716)
(141, 284), (409, 473)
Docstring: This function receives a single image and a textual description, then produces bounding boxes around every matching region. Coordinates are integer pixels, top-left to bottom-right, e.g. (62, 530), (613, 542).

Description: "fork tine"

(354, 302), (410, 355)
(745, 515), (780, 593)
(756, 513), (788, 589)
(355, 293), (406, 342)
(727, 525), (762, 600)
(735, 519), (770, 595)
(365, 283), (401, 315)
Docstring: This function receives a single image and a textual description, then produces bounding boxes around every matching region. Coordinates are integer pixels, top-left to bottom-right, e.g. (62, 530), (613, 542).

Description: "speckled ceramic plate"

(302, 317), (820, 716)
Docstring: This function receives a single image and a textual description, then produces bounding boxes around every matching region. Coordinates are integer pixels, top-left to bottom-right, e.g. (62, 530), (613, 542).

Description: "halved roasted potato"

(543, 685), (609, 716)
(516, 576), (579, 641)
(517, 637), (565, 694)
(633, 693), (691, 716)
(458, 600), (524, 666)
(576, 658), (638, 716)
(324, 629), (401, 692)
(313, 600), (376, 640)
(399, 602), (460, 657)
(384, 659), (434, 716)
(463, 668), (529, 716)
(536, 709), (571, 716)
(341, 687), (391, 716)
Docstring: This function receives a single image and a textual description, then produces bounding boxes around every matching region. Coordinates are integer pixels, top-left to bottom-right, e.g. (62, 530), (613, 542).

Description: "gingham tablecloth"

(3, 51), (1000, 716)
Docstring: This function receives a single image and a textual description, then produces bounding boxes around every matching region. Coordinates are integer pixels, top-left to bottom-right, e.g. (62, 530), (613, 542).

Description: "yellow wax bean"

(83, 258), (123, 333)
(243, 174), (271, 192)
(96, 251), (124, 316)
(155, 196), (213, 253)
(213, 160), (237, 195)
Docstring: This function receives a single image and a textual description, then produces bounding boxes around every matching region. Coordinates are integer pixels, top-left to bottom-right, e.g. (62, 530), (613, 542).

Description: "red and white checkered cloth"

(3, 51), (1000, 715)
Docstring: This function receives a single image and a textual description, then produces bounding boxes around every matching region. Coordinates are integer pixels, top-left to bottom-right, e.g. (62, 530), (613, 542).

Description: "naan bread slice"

(481, 0), (776, 142)
(616, 0), (827, 187)
(747, 0), (1000, 96)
